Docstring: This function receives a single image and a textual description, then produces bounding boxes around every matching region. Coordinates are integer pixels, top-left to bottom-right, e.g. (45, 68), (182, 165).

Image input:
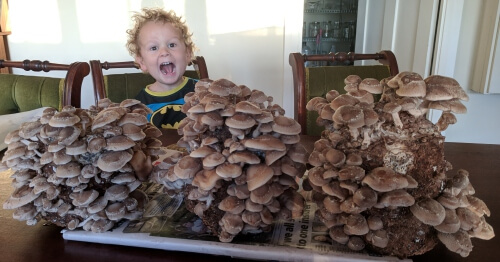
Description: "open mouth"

(160, 62), (175, 74)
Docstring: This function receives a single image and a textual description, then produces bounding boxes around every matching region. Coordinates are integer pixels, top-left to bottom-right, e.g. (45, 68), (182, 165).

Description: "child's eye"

(168, 43), (177, 48)
(150, 46), (158, 51)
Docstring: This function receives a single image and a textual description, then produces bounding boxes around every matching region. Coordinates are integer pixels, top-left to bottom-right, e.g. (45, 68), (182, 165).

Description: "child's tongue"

(160, 63), (175, 74)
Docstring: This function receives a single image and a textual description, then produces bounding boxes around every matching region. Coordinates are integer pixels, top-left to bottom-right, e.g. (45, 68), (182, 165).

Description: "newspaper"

(63, 180), (409, 262)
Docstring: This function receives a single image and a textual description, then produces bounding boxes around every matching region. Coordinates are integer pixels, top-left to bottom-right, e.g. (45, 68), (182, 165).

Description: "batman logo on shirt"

(150, 104), (186, 129)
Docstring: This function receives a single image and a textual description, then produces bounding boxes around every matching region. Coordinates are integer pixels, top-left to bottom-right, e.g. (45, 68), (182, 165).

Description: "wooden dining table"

(0, 130), (498, 262)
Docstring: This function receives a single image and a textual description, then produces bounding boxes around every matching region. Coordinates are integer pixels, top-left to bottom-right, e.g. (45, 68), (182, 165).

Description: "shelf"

(303, 37), (352, 43)
(304, 9), (356, 14)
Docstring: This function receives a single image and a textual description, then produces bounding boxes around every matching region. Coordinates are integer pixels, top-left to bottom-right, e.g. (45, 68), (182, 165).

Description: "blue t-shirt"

(134, 77), (197, 129)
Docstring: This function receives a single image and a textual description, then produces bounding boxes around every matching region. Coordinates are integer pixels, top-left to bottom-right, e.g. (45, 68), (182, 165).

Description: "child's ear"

(185, 50), (193, 62)
(135, 56), (148, 72)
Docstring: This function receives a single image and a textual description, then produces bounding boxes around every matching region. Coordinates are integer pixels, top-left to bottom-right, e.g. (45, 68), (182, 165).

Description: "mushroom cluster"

(150, 78), (308, 242)
(304, 72), (494, 258)
(1, 98), (163, 232)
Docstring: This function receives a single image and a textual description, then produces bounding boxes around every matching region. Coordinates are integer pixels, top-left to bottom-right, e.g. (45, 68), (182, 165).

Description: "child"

(126, 8), (197, 129)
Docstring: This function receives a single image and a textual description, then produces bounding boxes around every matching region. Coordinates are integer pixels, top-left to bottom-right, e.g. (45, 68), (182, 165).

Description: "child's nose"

(159, 46), (170, 56)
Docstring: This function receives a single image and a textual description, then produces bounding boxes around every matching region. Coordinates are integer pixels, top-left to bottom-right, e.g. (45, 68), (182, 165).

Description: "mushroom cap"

(227, 150), (261, 165)
(344, 214), (369, 235)
(245, 198), (264, 212)
(174, 155), (202, 179)
(91, 109), (122, 130)
(202, 152), (226, 168)
(87, 136), (107, 153)
(352, 186), (378, 208)
(306, 96), (328, 112)
(330, 94), (359, 111)
(338, 166), (365, 181)
(383, 102), (402, 114)
(104, 184), (130, 201)
(218, 196), (245, 214)
(249, 184), (273, 204)
(367, 216), (383, 231)
(190, 145), (216, 158)
(49, 111), (80, 127)
(55, 162), (81, 178)
(117, 112), (149, 126)
(332, 105), (365, 129)
(272, 116), (301, 135)
(71, 189), (99, 206)
(361, 167), (409, 192)
(428, 99), (467, 114)
(366, 230), (389, 248)
(219, 213), (244, 235)
(410, 197), (446, 226)
(97, 151), (133, 172)
(329, 226), (350, 245)
(3, 185), (40, 209)
(66, 140), (87, 155)
(434, 209), (461, 233)
(192, 169), (221, 191)
(456, 207), (481, 231)
(216, 162), (242, 179)
(53, 150), (73, 165)
(359, 78), (383, 94)
(246, 164), (274, 191)
(308, 166), (329, 187)
(376, 189), (415, 208)
(105, 202), (127, 221)
(425, 75), (469, 102)
(395, 72), (426, 97)
(437, 230), (473, 257)
(208, 78), (240, 96)
(225, 113), (256, 129)
(122, 123), (147, 141)
(105, 135), (136, 151)
(348, 90), (374, 104)
(19, 121), (43, 139)
(242, 134), (286, 151)
(235, 101), (262, 115)
(200, 111), (224, 127)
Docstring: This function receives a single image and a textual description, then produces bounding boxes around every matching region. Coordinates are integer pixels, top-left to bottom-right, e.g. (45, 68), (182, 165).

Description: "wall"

(7, 0), (295, 113)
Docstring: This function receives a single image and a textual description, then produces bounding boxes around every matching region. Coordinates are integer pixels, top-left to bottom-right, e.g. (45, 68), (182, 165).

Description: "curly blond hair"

(126, 8), (196, 60)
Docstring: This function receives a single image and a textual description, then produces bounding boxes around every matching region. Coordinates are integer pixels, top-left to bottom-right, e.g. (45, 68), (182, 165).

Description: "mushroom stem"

(391, 112), (403, 129)
(348, 126), (360, 140)
(361, 128), (371, 149)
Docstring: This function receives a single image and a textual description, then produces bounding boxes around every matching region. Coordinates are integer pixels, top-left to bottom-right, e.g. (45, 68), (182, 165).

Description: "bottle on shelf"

(302, 42), (313, 67)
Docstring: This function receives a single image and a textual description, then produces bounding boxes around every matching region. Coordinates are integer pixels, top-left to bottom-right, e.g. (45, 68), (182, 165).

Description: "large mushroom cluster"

(303, 72), (494, 258)
(1, 98), (163, 232)
(150, 78), (308, 242)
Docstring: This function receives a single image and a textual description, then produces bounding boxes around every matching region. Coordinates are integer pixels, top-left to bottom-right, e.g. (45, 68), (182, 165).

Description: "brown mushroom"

(410, 198), (446, 226)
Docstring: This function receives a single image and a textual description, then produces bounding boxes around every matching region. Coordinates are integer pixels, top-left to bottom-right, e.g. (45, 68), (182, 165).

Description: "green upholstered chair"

(90, 56), (209, 105)
(0, 59), (90, 114)
(289, 51), (399, 136)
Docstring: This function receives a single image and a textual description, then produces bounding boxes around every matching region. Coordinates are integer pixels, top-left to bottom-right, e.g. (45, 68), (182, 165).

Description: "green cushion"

(103, 70), (200, 103)
(104, 73), (155, 103)
(305, 65), (391, 136)
(0, 74), (63, 115)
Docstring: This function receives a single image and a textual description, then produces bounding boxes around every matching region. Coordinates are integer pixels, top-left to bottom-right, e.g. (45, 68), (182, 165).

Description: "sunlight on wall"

(8, 0), (62, 43)
(205, 0), (284, 35)
(75, 0), (131, 43)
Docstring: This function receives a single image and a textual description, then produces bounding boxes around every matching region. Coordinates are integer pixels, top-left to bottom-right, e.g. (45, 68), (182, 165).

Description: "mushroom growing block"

(303, 73), (494, 258)
(2, 99), (164, 232)
(152, 78), (308, 242)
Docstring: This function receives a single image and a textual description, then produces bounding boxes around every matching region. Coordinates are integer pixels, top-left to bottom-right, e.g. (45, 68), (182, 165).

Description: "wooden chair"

(0, 59), (90, 114)
(90, 56), (209, 105)
(289, 51), (399, 135)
